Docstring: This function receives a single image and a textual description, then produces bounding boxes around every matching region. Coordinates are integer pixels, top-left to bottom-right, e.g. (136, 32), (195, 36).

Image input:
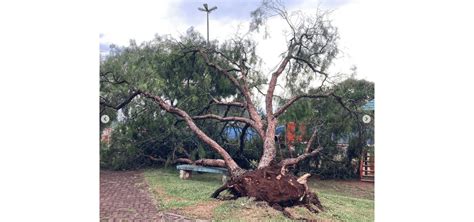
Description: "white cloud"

(331, 0), (376, 81)
(98, 0), (187, 45)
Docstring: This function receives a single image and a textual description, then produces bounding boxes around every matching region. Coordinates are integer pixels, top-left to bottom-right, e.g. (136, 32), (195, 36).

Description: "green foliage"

(100, 29), (267, 170)
(100, 28), (244, 112)
(99, 105), (237, 170)
(279, 78), (374, 179)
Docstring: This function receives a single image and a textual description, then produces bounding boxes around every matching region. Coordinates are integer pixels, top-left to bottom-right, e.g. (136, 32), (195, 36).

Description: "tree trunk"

(258, 119), (277, 168)
(175, 158), (226, 168)
(239, 124), (250, 154)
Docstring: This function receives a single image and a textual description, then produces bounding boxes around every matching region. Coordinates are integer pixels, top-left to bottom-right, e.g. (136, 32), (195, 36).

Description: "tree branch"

(279, 147), (323, 170)
(196, 49), (264, 136)
(195, 159), (226, 168)
(140, 91), (243, 175)
(175, 158), (194, 164)
(291, 56), (329, 77)
(254, 86), (284, 100)
(331, 93), (354, 115)
(174, 158), (226, 167)
(273, 93), (331, 118)
(239, 124), (250, 154)
(173, 97), (245, 126)
(192, 114), (256, 126)
(211, 98), (245, 107)
(278, 123), (322, 174)
(100, 71), (129, 85)
(266, 55), (292, 117)
(100, 91), (140, 113)
(197, 49), (243, 92)
(304, 128), (319, 154)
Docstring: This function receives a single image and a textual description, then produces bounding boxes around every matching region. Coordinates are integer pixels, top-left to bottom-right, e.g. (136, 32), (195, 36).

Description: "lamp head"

(209, 6), (217, 12)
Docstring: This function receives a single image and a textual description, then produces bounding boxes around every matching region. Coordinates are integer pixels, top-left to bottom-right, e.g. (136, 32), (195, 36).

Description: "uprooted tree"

(100, 1), (351, 218)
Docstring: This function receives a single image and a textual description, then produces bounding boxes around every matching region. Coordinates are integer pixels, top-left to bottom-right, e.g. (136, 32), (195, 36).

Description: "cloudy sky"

(99, 0), (374, 90)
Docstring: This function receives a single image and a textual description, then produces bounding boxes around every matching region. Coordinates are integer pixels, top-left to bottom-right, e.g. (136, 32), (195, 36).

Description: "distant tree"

(278, 78), (374, 178)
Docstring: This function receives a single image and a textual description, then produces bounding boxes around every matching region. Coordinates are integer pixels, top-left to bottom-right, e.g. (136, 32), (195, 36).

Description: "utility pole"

(198, 3), (217, 45)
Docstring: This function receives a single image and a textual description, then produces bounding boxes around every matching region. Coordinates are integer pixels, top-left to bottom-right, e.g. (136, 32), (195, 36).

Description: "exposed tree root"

(211, 184), (230, 199)
(212, 165), (323, 219)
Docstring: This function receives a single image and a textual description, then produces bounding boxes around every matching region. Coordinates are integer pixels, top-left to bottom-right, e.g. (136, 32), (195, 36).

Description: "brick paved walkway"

(100, 170), (193, 222)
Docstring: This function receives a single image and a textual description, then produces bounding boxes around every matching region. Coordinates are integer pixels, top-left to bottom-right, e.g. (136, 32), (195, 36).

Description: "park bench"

(176, 164), (229, 184)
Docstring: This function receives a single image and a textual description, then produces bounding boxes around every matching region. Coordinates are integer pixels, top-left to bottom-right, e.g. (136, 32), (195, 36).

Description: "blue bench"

(176, 164), (229, 183)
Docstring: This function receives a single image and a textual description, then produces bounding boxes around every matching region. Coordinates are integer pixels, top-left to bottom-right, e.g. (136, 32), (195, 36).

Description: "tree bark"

(192, 114), (256, 129)
(279, 147), (323, 169)
(175, 158), (226, 168)
(259, 119), (277, 168)
(175, 158), (194, 164)
(195, 159), (226, 168)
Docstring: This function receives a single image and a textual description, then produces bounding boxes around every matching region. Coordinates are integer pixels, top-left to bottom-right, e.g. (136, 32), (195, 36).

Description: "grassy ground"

(144, 168), (374, 221)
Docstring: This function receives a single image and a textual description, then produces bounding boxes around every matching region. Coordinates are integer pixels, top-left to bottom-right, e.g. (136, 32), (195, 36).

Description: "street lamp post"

(198, 3), (217, 45)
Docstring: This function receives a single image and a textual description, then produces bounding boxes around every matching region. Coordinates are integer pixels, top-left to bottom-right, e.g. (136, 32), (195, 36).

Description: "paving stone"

(100, 170), (192, 221)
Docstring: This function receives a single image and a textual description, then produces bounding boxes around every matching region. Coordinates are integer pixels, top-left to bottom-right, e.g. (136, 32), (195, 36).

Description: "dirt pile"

(212, 165), (323, 219)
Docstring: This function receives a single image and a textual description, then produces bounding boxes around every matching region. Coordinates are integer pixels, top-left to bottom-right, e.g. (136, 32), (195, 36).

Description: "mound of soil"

(213, 165), (323, 219)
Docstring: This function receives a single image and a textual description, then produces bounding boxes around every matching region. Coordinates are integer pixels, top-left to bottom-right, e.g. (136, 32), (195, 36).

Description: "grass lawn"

(144, 168), (374, 221)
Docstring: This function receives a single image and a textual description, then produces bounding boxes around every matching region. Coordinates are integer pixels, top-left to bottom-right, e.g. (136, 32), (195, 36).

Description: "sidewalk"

(100, 170), (193, 221)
